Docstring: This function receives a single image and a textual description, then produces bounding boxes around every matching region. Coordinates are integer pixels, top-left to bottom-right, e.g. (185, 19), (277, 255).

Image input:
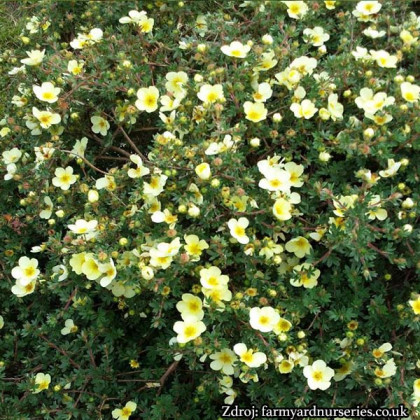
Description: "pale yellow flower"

(401, 82), (420, 103)
(273, 198), (292, 221)
(173, 320), (206, 343)
(303, 360), (334, 390)
(282, 1), (309, 20)
(52, 166), (77, 190)
(176, 293), (204, 321)
(33, 373), (51, 394)
(233, 343), (266, 368)
(33, 82), (60, 103)
(243, 101), (267, 122)
(221, 41), (251, 58)
(409, 295), (420, 315)
(227, 217), (250, 244)
(197, 84), (224, 104)
(32, 107), (61, 129)
(135, 86), (160, 113)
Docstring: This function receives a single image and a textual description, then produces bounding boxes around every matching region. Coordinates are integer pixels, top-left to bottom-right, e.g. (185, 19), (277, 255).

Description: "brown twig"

(38, 334), (81, 369)
(60, 150), (109, 175)
(313, 248), (333, 266)
(63, 287), (78, 311)
(367, 242), (389, 259)
(157, 361), (179, 395)
(119, 126), (150, 164)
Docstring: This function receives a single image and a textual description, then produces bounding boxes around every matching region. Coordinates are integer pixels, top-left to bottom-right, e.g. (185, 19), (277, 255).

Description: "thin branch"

(59, 150), (109, 175)
(38, 334), (81, 369)
(119, 126), (150, 164)
(313, 248), (333, 266)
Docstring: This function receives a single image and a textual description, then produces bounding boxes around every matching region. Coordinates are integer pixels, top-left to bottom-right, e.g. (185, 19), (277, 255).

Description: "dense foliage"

(0, 1), (419, 419)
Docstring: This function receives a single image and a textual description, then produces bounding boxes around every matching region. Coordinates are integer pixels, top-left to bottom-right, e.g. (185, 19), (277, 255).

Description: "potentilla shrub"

(0, 1), (419, 419)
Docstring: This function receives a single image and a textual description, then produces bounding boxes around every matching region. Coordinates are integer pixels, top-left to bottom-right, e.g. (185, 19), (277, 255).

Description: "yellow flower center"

(42, 92), (54, 100)
(290, 4), (300, 14)
(168, 215), (177, 223)
(281, 361), (292, 370)
(207, 91), (218, 102)
(220, 354), (232, 363)
(247, 110), (261, 121)
(258, 315), (270, 325)
(296, 238), (307, 248)
(24, 283), (35, 293)
(230, 49), (242, 57)
(188, 302), (199, 312)
(275, 201), (289, 215)
(374, 115), (386, 124)
(208, 289), (222, 301)
(145, 94), (156, 107)
(157, 256), (169, 265)
(372, 349), (383, 358)
(150, 178), (159, 188)
(270, 179), (281, 188)
(301, 273), (310, 284)
(61, 174), (71, 183)
(412, 300), (420, 313)
(234, 226), (245, 237)
(188, 243), (201, 255)
(184, 325), (197, 338)
(40, 115), (52, 124)
(24, 267), (36, 277)
(207, 276), (218, 286)
(122, 407), (132, 416)
(241, 351), (253, 363)
(405, 92), (415, 101)
(312, 371), (323, 381)
(38, 380), (49, 390)
(279, 320), (291, 331)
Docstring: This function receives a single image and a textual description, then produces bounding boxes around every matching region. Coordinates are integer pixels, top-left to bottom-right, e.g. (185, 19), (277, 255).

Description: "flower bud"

(272, 113), (283, 123)
(188, 205), (200, 217)
(194, 74), (203, 83)
(403, 224), (413, 233)
(319, 151), (331, 162)
(262, 34), (273, 45)
(195, 162), (211, 180)
(141, 266), (154, 280)
(88, 189), (99, 203)
(297, 331), (305, 339)
(363, 128), (375, 139)
(210, 178), (220, 187)
(402, 198), (414, 209)
(250, 137), (260, 147)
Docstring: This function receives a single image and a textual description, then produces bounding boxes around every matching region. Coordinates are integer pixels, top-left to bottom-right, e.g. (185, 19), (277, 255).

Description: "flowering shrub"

(0, 1), (419, 419)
